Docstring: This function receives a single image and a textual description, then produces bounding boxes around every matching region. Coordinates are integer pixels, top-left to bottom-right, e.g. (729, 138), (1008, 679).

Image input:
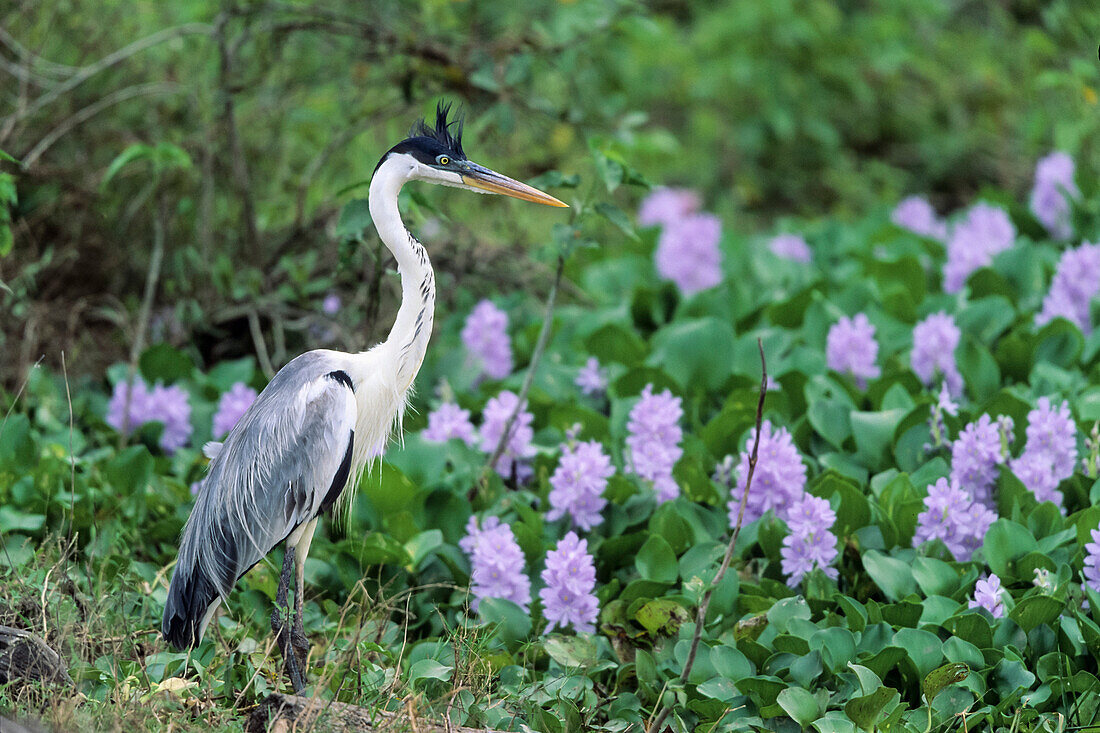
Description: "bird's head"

(375, 102), (567, 208)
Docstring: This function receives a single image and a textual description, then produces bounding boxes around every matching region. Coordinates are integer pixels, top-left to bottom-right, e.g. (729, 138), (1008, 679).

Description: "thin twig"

(22, 81), (180, 169)
(647, 339), (767, 733)
(213, 9), (261, 261)
(479, 253), (564, 493)
(249, 309), (276, 379)
(2, 23), (211, 127)
(61, 352), (76, 546)
(118, 193), (168, 448)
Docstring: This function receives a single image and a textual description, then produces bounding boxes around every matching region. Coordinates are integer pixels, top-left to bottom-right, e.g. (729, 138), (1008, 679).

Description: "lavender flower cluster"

(212, 381), (257, 438)
(461, 300), (514, 381)
(1009, 397), (1078, 508)
(1084, 523), (1100, 597)
(826, 313), (880, 388)
(767, 233), (812, 263)
(726, 420), (807, 527)
(942, 202), (1016, 294)
(574, 357), (608, 397)
(891, 196), (947, 240)
(625, 384), (684, 503)
(107, 376), (193, 454)
(423, 391), (535, 479)
(1036, 242), (1100, 335)
(1029, 151), (1079, 240)
(780, 494), (839, 586)
(638, 187), (723, 295)
(969, 574), (1006, 618)
(547, 440), (613, 531)
(421, 402), (479, 447)
(540, 532), (599, 633)
(949, 414), (1006, 509)
(461, 519), (600, 634)
(460, 516), (531, 611)
(911, 311), (963, 397)
(913, 478), (997, 562)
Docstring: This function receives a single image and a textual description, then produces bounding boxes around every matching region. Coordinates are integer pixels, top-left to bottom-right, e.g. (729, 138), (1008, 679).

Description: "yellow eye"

(437, 156), (450, 166)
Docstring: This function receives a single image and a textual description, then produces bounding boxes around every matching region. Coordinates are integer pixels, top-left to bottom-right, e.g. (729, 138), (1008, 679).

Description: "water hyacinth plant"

(8, 39), (1100, 728)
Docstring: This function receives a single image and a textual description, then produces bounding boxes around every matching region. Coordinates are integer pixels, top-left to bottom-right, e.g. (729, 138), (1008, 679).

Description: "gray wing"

(163, 351), (356, 647)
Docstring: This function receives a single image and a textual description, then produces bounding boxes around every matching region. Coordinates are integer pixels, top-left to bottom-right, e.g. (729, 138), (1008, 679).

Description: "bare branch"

(647, 339), (768, 733)
(1, 23), (211, 127)
(21, 82), (180, 169)
(480, 254), (564, 493)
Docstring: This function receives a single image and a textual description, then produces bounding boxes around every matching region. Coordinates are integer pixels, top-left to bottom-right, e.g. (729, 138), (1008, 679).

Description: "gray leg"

(271, 546), (306, 694)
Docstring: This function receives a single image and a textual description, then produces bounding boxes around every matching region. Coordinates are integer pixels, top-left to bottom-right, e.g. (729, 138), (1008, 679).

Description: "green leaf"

(1009, 595), (1063, 633)
(647, 317), (736, 392)
(696, 676), (739, 702)
(139, 343), (195, 383)
(543, 636), (599, 668)
(0, 506), (46, 533)
(850, 409), (907, 470)
(477, 598), (531, 649)
(583, 323), (647, 365)
(408, 658), (453, 684)
(335, 198), (372, 241)
(861, 551), (917, 601)
(808, 400), (852, 450)
(911, 556), (959, 597)
(594, 202), (639, 242)
(634, 598), (689, 635)
(635, 535), (678, 584)
(983, 519), (1038, 578)
(921, 662), (969, 705)
(844, 687), (895, 732)
(102, 445), (154, 494)
(777, 687), (821, 727)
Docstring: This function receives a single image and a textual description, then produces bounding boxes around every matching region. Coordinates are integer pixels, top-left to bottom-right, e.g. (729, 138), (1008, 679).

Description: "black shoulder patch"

(326, 370), (354, 391)
(319, 430), (355, 514)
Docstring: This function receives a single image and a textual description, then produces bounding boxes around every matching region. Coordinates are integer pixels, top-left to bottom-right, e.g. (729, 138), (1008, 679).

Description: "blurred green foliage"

(3, 0), (1100, 383)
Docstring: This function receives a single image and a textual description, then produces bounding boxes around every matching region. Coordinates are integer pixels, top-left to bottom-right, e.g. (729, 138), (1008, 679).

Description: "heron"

(161, 103), (567, 692)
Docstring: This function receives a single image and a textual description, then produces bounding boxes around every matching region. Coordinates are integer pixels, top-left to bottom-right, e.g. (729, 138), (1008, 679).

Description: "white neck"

(367, 154), (436, 389)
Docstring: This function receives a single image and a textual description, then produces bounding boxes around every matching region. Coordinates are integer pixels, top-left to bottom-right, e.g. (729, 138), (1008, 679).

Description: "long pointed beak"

(461, 162), (568, 207)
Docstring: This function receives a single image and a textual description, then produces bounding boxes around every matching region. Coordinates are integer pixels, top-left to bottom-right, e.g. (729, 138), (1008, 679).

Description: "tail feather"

(162, 565), (221, 650)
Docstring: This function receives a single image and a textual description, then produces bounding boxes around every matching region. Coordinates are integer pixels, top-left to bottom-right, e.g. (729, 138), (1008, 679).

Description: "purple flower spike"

(107, 376), (193, 454)
(892, 196), (947, 240)
(780, 494), (839, 587)
(461, 516), (531, 612)
(654, 213), (723, 296)
(1036, 242), (1100, 335)
(911, 311), (963, 397)
(1030, 152), (1079, 240)
(1084, 524), (1100, 595)
(625, 384), (683, 503)
(968, 574), (1006, 618)
(461, 300), (514, 380)
(768, 234), (812, 263)
(638, 188), (702, 228)
(539, 532), (599, 633)
(913, 478), (996, 562)
(212, 382), (257, 439)
(943, 202), (1016, 294)
(547, 440), (613, 531)
(727, 420), (807, 527)
(826, 313), (881, 388)
(950, 414), (1004, 508)
(575, 357), (608, 397)
(422, 402), (478, 447)
(479, 391), (535, 480)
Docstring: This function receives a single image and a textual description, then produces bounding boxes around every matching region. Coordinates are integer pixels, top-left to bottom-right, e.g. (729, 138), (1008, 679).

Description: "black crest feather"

(410, 101), (465, 159)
